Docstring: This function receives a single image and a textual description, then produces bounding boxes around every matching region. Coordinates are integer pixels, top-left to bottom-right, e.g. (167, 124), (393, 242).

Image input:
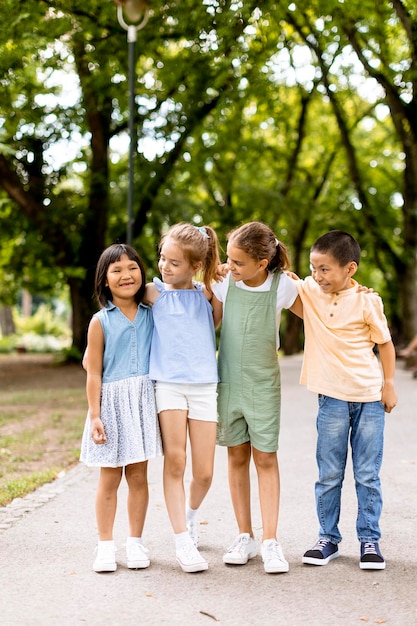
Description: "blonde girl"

(144, 223), (220, 573)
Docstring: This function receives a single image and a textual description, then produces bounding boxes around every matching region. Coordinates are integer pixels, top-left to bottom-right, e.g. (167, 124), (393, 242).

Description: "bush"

(15, 304), (70, 338)
(0, 304), (71, 354)
(0, 335), (17, 353)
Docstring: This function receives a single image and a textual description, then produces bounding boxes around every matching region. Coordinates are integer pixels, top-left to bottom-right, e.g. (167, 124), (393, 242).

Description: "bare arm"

(284, 272), (304, 319)
(211, 294), (223, 329)
(289, 294), (303, 319)
(86, 317), (107, 444)
(378, 340), (398, 413)
(143, 282), (159, 306)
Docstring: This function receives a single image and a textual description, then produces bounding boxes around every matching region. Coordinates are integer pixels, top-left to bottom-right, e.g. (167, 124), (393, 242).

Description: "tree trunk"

(0, 306), (15, 336)
(68, 269), (97, 357)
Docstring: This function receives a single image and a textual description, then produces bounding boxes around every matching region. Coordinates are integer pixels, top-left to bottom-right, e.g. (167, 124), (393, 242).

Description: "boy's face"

(310, 250), (357, 294)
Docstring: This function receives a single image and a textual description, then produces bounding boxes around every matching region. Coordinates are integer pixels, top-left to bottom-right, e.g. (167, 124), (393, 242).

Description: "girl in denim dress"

(80, 244), (162, 573)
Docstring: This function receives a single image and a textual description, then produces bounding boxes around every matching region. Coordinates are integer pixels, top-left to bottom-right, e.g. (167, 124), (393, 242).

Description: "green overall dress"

(217, 271), (282, 453)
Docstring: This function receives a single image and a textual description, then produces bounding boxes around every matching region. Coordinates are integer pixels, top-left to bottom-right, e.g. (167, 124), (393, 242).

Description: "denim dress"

(80, 302), (163, 467)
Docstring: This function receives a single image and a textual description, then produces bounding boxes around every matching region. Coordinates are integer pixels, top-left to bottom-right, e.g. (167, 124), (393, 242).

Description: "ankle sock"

(175, 531), (192, 550)
(126, 536), (143, 546)
(186, 504), (198, 524)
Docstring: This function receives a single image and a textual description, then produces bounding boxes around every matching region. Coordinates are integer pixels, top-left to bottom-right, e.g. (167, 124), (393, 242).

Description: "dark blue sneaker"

(360, 542), (385, 570)
(302, 539), (339, 565)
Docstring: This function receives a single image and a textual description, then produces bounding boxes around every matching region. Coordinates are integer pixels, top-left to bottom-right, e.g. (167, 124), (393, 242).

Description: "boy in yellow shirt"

(296, 230), (398, 570)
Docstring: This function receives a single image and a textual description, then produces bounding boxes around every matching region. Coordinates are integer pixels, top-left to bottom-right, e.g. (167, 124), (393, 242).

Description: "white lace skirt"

(80, 375), (163, 467)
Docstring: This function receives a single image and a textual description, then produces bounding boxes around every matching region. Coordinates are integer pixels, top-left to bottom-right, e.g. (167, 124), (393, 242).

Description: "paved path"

(1, 355), (416, 626)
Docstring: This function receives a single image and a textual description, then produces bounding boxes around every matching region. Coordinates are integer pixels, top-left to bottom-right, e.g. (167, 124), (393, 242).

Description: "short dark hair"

(95, 243), (146, 308)
(311, 230), (361, 266)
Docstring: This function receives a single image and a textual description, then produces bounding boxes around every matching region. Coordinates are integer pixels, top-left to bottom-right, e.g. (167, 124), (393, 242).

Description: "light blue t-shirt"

(149, 278), (218, 384)
(95, 301), (153, 383)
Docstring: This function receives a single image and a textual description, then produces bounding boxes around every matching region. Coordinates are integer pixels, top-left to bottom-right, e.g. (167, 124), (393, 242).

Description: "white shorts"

(154, 382), (218, 422)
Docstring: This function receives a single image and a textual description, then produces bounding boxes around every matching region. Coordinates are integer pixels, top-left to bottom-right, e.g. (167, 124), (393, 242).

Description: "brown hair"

(227, 221), (291, 271)
(159, 223), (221, 294)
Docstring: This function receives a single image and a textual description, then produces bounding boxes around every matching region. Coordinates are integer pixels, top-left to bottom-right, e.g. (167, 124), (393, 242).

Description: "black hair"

(94, 243), (146, 308)
(311, 230), (361, 266)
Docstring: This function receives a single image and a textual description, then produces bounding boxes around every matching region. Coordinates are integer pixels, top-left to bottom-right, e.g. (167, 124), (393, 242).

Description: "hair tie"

(275, 238), (280, 246)
(194, 226), (210, 239)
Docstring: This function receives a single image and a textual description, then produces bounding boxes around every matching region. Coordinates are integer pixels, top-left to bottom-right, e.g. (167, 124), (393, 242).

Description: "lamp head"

(113, 0), (148, 23)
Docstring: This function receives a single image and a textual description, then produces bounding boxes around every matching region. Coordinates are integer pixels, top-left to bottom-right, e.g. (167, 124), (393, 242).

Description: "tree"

(279, 0), (417, 340)
(0, 0), (416, 356)
(0, 0), (264, 352)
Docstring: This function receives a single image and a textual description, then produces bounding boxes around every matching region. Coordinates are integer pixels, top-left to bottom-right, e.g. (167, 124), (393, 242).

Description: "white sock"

(262, 538), (277, 546)
(186, 503), (198, 524)
(126, 536), (143, 545)
(175, 531), (191, 550)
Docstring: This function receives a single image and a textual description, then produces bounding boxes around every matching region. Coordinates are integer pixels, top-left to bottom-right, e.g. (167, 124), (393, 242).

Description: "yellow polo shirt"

(297, 277), (392, 402)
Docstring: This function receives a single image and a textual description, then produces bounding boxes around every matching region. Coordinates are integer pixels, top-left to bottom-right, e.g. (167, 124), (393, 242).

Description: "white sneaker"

(223, 533), (257, 565)
(261, 539), (289, 573)
(126, 541), (150, 569)
(93, 541), (117, 573)
(176, 539), (208, 573)
(187, 520), (199, 547)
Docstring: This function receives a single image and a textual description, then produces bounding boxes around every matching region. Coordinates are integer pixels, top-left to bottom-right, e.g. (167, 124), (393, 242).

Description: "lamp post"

(115, 0), (149, 245)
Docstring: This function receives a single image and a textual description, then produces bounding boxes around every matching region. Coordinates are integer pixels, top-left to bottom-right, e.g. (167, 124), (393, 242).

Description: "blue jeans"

(315, 395), (385, 544)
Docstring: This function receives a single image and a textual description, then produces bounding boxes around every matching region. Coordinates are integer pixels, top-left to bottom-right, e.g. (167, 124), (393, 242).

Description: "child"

(297, 230), (398, 570)
(144, 223), (220, 573)
(210, 221), (303, 574)
(80, 243), (163, 573)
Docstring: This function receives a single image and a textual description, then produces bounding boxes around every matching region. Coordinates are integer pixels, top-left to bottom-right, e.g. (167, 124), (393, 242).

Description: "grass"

(0, 361), (86, 507)
(0, 469), (59, 505)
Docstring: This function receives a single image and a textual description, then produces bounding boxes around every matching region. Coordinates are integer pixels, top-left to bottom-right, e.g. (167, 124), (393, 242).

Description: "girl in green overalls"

(211, 222), (302, 574)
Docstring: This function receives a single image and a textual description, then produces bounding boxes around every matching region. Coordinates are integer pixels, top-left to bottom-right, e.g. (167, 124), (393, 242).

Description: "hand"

(381, 385), (398, 413)
(356, 284), (378, 295)
(285, 270), (300, 281)
(215, 263), (229, 282)
(91, 418), (107, 444)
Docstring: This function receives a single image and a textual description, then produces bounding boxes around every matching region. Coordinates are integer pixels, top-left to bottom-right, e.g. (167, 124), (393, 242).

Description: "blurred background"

(1, 0), (416, 359)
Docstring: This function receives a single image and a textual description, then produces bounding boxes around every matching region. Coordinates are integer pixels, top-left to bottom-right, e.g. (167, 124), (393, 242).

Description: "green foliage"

(0, 0), (416, 349)
(15, 304), (69, 337)
(0, 335), (16, 354)
(58, 345), (83, 364)
(0, 304), (71, 353)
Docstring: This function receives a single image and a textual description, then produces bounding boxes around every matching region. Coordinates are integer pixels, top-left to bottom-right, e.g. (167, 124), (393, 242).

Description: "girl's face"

(226, 243), (268, 287)
(158, 238), (201, 289)
(310, 250), (357, 294)
(105, 254), (142, 302)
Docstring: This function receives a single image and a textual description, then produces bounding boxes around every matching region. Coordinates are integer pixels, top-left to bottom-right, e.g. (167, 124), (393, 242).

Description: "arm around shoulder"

(211, 293), (223, 329)
(143, 281), (159, 306)
(289, 294), (303, 319)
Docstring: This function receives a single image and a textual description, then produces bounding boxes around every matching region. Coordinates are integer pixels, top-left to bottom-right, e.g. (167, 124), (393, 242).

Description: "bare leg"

(95, 466), (123, 540)
(252, 448), (280, 541)
(188, 419), (217, 510)
(227, 443), (253, 536)
(125, 461), (149, 537)
(159, 409), (188, 534)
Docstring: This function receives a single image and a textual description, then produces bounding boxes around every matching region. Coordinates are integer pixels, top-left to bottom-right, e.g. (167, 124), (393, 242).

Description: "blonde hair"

(159, 223), (221, 294)
(227, 221), (291, 271)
